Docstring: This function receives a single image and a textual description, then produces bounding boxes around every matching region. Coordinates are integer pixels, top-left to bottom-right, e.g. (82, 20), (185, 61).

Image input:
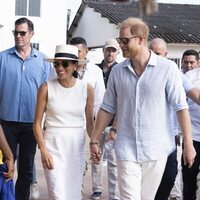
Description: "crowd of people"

(0, 16), (199, 200)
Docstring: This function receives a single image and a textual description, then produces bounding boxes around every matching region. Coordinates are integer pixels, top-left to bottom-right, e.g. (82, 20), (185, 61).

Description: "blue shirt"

(101, 51), (188, 162)
(173, 73), (195, 136)
(0, 47), (53, 122)
(185, 67), (200, 142)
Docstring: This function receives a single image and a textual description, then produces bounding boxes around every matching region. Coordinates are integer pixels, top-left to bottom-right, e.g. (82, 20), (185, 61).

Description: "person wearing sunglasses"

(0, 17), (54, 200)
(33, 44), (94, 200)
(90, 17), (196, 200)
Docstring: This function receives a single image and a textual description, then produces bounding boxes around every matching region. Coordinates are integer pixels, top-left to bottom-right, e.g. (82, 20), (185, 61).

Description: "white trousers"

(117, 158), (167, 200)
(92, 127), (119, 199)
(44, 127), (85, 200)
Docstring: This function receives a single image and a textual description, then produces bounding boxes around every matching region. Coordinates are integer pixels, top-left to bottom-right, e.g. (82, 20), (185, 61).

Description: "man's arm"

(90, 108), (113, 164)
(187, 88), (200, 105)
(176, 109), (196, 167)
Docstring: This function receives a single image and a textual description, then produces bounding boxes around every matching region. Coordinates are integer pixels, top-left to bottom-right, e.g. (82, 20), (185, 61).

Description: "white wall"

(167, 44), (200, 58)
(73, 6), (119, 47)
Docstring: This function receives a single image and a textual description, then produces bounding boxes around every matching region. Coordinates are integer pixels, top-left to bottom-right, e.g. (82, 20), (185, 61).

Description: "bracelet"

(110, 127), (117, 133)
(89, 141), (99, 146)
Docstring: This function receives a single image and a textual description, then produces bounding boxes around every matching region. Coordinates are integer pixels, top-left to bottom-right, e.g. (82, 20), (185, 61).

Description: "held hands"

(90, 142), (101, 164)
(40, 149), (54, 170)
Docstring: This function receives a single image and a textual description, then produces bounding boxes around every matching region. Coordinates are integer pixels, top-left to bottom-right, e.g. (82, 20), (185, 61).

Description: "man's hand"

(183, 143), (196, 168)
(90, 143), (101, 164)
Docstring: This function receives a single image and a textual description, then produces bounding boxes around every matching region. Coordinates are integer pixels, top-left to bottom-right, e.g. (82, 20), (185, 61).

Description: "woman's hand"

(40, 149), (54, 170)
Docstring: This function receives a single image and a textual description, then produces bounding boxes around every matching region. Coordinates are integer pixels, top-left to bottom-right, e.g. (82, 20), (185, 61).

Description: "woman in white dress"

(33, 44), (94, 200)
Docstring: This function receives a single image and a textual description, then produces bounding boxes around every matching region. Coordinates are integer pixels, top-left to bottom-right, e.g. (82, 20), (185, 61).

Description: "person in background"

(33, 44), (94, 199)
(181, 49), (199, 74)
(182, 53), (200, 200)
(89, 38), (120, 200)
(0, 17), (53, 200)
(68, 37), (105, 197)
(90, 17), (196, 200)
(149, 38), (200, 200)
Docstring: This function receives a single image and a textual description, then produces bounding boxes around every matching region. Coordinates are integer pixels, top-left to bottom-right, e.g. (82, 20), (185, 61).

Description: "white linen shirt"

(173, 73), (195, 136)
(185, 67), (200, 142)
(101, 51), (188, 162)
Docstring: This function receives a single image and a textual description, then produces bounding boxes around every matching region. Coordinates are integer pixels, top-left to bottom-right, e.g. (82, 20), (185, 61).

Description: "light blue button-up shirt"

(0, 47), (53, 123)
(101, 51), (188, 162)
(185, 67), (200, 142)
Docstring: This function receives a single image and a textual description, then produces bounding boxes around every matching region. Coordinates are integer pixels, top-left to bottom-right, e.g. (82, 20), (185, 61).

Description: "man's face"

(150, 43), (167, 57)
(118, 27), (140, 59)
(13, 23), (33, 48)
(72, 43), (88, 60)
(103, 47), (118, 64)
(182, 55), (199, 73)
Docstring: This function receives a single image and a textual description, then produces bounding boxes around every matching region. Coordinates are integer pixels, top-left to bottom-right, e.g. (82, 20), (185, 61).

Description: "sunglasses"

(12, 30), (28, 37)
(116, 35), (140, 45)
(53, 61), (69, 69)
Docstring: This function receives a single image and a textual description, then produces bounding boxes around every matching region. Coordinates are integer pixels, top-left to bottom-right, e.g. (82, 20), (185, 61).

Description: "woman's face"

(53, 60), (76, 79)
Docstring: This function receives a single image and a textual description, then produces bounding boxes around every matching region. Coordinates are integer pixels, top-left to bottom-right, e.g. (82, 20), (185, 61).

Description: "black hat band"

(55, 53), (78, 59)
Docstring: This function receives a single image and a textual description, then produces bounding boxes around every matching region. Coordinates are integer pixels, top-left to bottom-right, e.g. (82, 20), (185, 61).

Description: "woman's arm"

(33, 83), (54, 170)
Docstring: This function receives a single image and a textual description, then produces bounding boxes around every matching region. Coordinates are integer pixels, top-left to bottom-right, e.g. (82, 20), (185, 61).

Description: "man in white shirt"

(183, 51), (200, 200)
(90, 17), (196, 200)
(69, 37), (105, 197)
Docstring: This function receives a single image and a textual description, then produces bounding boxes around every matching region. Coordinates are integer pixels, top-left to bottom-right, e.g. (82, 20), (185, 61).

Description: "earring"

(72, 70), (78, 78)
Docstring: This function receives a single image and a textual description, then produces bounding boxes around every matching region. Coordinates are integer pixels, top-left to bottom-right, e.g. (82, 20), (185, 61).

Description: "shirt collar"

(9, 46), (39, 58)
(123, 50), (157, 69)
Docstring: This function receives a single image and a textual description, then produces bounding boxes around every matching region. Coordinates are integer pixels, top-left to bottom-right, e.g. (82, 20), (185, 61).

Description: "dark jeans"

(154, 149), (178, 200)
(1, 120), (37, 200)
(182, 140), (200, 200)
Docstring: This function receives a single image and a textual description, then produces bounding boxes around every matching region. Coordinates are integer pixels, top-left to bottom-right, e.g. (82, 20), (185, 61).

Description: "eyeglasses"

(12, 30), (28, 37)
(53, 61), (69, 69)
(116, 35), (140, 45)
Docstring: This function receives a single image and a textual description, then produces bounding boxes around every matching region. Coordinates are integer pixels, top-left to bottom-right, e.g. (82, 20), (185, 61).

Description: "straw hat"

(47, 44), (87, 65)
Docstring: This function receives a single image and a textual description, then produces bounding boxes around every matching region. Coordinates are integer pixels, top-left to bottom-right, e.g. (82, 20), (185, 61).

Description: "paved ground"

(31, 149), (109, 200)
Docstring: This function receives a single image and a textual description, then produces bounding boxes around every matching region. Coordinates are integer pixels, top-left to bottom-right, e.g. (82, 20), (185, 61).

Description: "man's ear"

(30, 31), (34, 38)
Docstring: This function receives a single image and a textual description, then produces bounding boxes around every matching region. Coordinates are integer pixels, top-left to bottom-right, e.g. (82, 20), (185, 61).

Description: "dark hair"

(15, 17), (34, 32)
(182, 49), (199, 61)
(72, 70), (78, 78)
(71, 60), (78, 78)
(68, 37), (87, 47)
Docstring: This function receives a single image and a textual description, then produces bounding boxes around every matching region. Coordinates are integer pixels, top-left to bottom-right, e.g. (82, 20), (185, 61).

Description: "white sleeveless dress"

(43, 79), (87, 200)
